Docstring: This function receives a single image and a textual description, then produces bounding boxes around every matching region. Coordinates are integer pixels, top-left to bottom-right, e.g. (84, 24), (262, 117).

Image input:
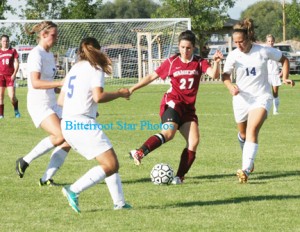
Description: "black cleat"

(15, 157), (29, 178)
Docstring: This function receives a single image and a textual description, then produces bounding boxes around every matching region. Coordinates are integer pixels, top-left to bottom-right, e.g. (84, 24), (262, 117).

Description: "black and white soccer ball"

(150, 163), (174, 185)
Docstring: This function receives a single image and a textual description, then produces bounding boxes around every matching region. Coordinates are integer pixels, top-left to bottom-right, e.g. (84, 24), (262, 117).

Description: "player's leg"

(39, 141), (70, 186)
(63, 148), (131, 213)
(272, 85), (280, 115)
(172, 121), (199, 184)
(238, 107), (267, 183)
(237, 121), (247, 150)
(16, 114), (64, 178)
(6, 76), (20, 117)
(129, 107), (179, 165)
(0, 80), (5, 118)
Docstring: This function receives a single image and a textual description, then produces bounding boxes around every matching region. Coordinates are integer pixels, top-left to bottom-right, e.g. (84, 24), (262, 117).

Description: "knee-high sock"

(23, 137), (54, 164)
(41, 147), (68, 182)
(242, 142), (258, 173)
(273, 97), (280, 113)
(176, 148), (196, 178)
(140, 133), (165, 156)
(0, 104), (4, 116)
(105, 173), (125, 207)
(70, 166), (106, 194)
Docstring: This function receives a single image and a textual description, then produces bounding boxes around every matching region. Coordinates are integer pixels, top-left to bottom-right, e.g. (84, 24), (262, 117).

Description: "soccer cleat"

(39, 178), (58, 187)
(236, 169), (249, 183)
(62, 185), (80, 213)
(171, 176), (183, 185)
(15, 111), (21, 118)
(113, 203), (132, 210)
(0, 115), (3, 119)
(15, 157), (29, 178)
(273, 111), (279, 115)
(129, 149), (144, 165)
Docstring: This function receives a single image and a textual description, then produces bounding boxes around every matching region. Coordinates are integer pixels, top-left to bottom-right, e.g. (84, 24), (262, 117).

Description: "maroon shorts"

(159, 94), (198, 126)
(0, 75), (15, 87)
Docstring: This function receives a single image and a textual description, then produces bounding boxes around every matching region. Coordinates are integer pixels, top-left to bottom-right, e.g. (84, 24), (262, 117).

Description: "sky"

(4, 0), (290, 20)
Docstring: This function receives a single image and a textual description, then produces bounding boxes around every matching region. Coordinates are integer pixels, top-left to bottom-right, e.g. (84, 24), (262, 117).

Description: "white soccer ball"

(150, 163), (174, 185)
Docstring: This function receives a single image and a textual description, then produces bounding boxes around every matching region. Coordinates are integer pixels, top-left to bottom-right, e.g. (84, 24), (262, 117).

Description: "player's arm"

(222, 72), (239, 96)
(11, 58), (19, 81)
(129, 72), (159, 94)
(206, 50), (223, 79)
(31, 71), (64, 89)
(93, 87), (130, 103)
(279, 54), (295, 86)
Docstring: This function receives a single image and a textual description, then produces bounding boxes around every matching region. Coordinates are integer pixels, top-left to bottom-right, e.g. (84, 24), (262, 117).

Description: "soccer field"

(0, 78), (299, 232)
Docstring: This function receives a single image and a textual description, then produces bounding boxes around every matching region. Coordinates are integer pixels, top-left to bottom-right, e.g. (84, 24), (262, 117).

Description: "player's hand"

(118, 88), (130, 100)
(213, 50), (224, 63)
(229, 85), (239, 96)
(282, 79), (295, 87)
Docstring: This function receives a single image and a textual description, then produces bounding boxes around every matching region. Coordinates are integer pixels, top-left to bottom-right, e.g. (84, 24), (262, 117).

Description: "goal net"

(0, 19), (191, 86)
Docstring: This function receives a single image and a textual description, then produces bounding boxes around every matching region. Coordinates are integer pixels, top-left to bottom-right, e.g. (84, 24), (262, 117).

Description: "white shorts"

(233, 93), (273, 123)
(61, 117), (112, 160)
(27, 103), (62, 128)
(268, 74), (282, 87)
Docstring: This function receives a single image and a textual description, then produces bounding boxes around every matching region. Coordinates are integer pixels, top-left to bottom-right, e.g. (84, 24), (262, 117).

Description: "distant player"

(0, 35), (20, 118)
(129, 30), (223, 184)
(266, 34), (282, 115)
(222, 18), (294, 183)
(58, 37), (131, 213)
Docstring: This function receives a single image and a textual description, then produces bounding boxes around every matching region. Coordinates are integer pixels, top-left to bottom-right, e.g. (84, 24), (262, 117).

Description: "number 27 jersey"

(155, 54), (210, 106)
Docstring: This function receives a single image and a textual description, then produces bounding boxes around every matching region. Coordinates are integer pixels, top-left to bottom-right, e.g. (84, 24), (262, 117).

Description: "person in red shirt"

(0, 35), (20, 118)
(129, 30), (223, 184)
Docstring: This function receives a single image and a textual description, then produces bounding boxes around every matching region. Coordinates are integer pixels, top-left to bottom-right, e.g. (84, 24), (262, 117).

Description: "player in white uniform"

(15, 21), (71, 186)
(58, 37), (131, 213)
(222, 18), (294, 183)
(266, 34), (282, 115)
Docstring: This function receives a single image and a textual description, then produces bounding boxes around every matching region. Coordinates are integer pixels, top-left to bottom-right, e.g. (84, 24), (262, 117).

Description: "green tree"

(22, 0), (66, 19)
(0, 0), (14, 19)
(95, 0), (159, 19)
(61, 0), (102, 19)
(241, 0), (300, 42)
(286, 0), (300, 31)
(153, 0), (236, 54)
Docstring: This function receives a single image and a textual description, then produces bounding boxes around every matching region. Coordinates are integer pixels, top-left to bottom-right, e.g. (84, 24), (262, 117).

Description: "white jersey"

(62, 60), (105, 119)
(27, 45), (57, 106)
(267, 59), (281, 87)
(223, 44), (282, 98)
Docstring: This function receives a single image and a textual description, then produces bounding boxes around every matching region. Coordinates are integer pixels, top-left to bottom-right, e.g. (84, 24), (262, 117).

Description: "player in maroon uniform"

(129, 30), (223, 184)
(0, 35), (20, 118)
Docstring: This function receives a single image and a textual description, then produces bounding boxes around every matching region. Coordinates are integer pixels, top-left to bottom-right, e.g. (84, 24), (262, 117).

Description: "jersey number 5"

(179, 78), (194, 90)
(67, 75), (76, 98)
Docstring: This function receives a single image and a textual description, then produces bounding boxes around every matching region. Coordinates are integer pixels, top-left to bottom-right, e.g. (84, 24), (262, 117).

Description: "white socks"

(23, 137), (54, 164)
(105, 173), (125, 207)
(70, 166), (106, 194)
(69, 167), (126, 207)
(273, 97), (279, 114)
(242, 141), (258, 173)
(41, 147), (68, 182)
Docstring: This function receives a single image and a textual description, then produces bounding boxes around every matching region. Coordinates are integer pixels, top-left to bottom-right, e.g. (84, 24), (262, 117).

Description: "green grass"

(1, 76), (300, 232)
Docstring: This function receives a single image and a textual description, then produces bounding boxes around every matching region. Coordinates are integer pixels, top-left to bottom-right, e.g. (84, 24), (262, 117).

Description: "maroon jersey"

(155, 54), (210, 106)
(0, 48), (19, 75)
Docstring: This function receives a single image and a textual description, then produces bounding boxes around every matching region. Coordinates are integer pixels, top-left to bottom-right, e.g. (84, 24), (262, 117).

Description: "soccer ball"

(150, 163), (174, 185)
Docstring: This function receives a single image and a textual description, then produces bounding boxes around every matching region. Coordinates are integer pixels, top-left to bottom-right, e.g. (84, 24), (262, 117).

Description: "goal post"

(0, 18), (191, 86)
